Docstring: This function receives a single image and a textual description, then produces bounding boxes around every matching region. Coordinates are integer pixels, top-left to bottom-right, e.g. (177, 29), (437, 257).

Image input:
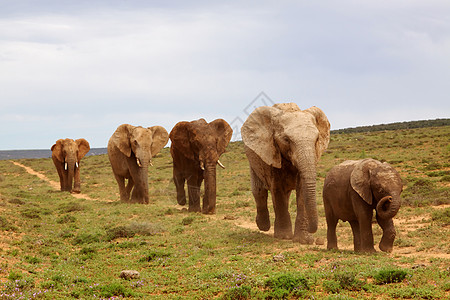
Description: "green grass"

(0, 125), (449, 299)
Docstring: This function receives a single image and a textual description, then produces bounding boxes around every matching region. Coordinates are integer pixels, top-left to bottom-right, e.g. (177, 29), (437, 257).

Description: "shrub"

(182, 216), (195, 225)
(73, 232), (103, 244)
(323, 279), (341, 294)
(140, 249), (171, 262)
(105, 225), (135, 241)
(21, 208), (41, 219)
(0, 216), (17, 231)
(59, 202), (84, 213)
(221, 285), (252, 300)
(334, 272), (364, 291)
(265, 273), (309, 299)
(431, 208), (450, 226)
(99, 282), (134, 298)
(56, 214), (76, 224)
(374, 268), (408, 284)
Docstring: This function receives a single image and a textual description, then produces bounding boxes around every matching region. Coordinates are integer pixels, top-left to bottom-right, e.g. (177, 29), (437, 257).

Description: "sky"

(1, 0), (449, 150)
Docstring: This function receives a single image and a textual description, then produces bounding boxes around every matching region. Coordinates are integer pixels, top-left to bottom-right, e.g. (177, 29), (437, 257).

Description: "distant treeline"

(331, 118), (449, 134)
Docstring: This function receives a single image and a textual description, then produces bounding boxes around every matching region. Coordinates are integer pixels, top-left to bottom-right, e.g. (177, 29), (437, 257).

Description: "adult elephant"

(241, 103), (330, 243)
(108, 124), (169, 204)
(323, 159), (403, 252)
(51, 138), (90, 193)
(170, 118), (232, 214)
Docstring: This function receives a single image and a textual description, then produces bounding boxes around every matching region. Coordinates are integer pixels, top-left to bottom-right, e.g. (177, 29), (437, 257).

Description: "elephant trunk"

(294, 149), (318, 234)
(65, 157), (77, 192)
(203, 161), (217, 214)
(376, 195), (401, 220)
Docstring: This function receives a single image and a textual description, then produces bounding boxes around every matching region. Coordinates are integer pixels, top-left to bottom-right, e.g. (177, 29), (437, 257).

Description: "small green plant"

(56, 214), (76, 224)
(182, 216), (195, 225)
(59, 202), (84, 213)
(140, 249), (171, 262)
(221, 285), (252, 300)
(24, 255), (41, 264)
(7, 270), (23, 281)
(431, 208), (450, 226)
(99, 282), (134, 298)
(21, 208), (41, 219)
(334, 272), (364, 291)
(323, 279), (341, 294)
(0, 216), (17, 231)
(265, 273), (309, 299)
(374, 268), (408, 284)
(105, 225), (136, 241)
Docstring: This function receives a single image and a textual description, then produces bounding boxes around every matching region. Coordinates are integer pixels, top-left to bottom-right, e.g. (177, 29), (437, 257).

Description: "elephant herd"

(51, 103), (403, 253)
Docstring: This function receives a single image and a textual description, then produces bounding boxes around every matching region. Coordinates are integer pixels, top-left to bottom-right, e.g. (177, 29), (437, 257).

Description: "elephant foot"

(274, 229), (293, 240)
(188, 206), (201, 213)
(293, 231), (314, 244)
(202, 206), (215, 215)
(379, 242), (393, 253)
(256, 213), (270, 231)
(177, 197), (186, 206)
(357, 246), (376, 253)
(71, 189), (81, 194)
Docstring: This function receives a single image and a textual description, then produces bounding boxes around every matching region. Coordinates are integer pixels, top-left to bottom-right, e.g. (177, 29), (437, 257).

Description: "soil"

(11, 161), (94, 201)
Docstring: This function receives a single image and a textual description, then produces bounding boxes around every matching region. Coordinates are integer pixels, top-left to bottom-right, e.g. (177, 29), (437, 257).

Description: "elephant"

(323, 159), (403, 253)
(169, 118), (233, 214)
(241, 103), (330, 243)
(107, 124), (169, 204)
(51, 138), (90, 193)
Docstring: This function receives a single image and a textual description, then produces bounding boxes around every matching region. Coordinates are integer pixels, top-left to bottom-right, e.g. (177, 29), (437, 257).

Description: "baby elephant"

(323, 159), (403, 253)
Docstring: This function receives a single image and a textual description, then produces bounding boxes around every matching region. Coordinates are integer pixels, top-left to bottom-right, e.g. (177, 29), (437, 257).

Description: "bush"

(105, 225), (136, 241)
(334, 272), (364, 291)
(374, 268), (408, 284)
(265, 273), (309, 299)
(56, 214), (76, 224)
(431, 208), (450, 226)
(182, 216), (195, 225)
(0, 216), (17, 231)
(221, 285), (252, 300)
(59, 202), (84, 213)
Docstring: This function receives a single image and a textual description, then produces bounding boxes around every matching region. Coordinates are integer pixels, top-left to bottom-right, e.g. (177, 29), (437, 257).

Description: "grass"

(0, 125), (449, 299)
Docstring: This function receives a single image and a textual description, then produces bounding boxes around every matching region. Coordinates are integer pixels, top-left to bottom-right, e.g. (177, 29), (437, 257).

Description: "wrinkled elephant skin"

(241, 103), (330, 243)
(323, 159), (403, 252)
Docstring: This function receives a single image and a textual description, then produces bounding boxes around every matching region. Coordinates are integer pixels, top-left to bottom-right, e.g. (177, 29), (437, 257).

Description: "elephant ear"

(210, 119), (233, 156)
(148, 126), (169, 157)
(169, 121), (195, 160)
(304, 106), (330, 161)
(51, 139), (64, 162)
(113, 124), (134, 157)
(350, 159), (379, 205)
(76, 138), (90, 161)
(241, 106), (281, 168)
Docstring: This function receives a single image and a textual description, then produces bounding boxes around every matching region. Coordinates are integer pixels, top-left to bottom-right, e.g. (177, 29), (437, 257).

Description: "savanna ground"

(0, 126), (449, 299)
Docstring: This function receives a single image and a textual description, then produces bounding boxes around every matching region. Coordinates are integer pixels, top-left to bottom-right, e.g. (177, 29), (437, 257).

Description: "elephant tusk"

(136, 158), (142, 167)
(200, 161), (205, 171)
(150, 160), (154, 167)
(217, 160), (225, 169)
(75, 162), (79, 168)
(64, 162), (68, 171)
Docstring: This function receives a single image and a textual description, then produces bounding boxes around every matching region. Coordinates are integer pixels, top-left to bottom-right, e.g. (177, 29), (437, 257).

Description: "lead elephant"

(51, 138), (90, 193)
(170, 118), (232, 214)
(241, 103), (330, 243)
(323, 159), (403, 252)
(108, 124), (169, 204)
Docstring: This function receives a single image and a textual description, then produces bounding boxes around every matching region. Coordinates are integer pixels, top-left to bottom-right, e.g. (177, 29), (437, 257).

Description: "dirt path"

(11, 161), (94, 201)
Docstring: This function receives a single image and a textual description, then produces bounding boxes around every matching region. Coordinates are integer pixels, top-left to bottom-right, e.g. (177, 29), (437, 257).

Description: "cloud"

(1, 1), (449, 149)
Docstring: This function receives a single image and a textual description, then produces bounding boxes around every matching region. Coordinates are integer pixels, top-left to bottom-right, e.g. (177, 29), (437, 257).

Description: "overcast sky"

(1, 0), (449, 150)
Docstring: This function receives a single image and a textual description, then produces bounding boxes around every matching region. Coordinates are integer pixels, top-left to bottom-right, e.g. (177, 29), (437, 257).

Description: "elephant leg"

(125, 177), (134, 200)
(293, 186), (314, 244)
(250, 168), (270, 231)
(173, 168), (186, 206)
(358, 213), (376, 252)
(187, 172), (202, 212)
(325, 215), (339, 250)
(114, 174), (129, 202)
(272, 187), (293, 240)
(55, 163), (65, 191)
(349, 220), (362, 252)
(72, 167), (81, 194)
(377, 215), (396, 253)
